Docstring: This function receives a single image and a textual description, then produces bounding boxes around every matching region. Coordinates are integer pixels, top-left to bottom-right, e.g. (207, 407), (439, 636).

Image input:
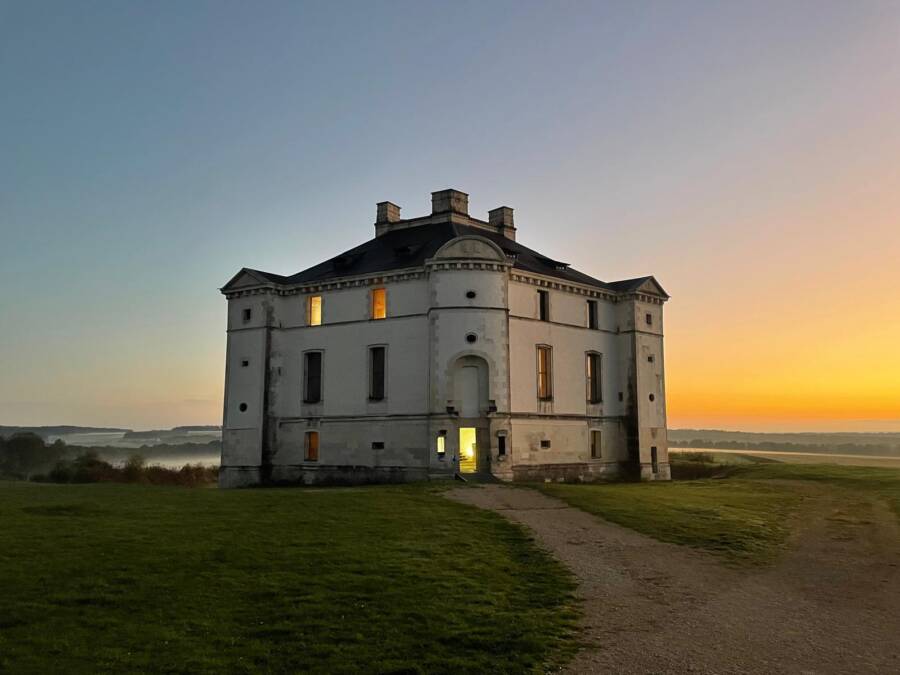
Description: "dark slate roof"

(236, 222), (666, 296)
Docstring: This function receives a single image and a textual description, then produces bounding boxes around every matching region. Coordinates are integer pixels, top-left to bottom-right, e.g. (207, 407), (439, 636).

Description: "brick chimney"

(431, 189), (469, 216)
(489, 206), (516, 240)
(375, 201), (401, 236)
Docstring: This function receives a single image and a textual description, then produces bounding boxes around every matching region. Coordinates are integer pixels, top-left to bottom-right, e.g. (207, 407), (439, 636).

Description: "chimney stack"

(489, 206), (516, 240)
(376, 201), (401, 224)
(374, 201), (401, 236)
(431, 189), (469, 216)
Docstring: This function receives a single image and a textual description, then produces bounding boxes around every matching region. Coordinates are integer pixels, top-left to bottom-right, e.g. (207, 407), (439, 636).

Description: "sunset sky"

(2, 1), (899, 431)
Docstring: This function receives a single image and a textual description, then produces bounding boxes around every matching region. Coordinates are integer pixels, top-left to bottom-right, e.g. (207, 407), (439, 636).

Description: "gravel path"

(446, 484), (900, 674)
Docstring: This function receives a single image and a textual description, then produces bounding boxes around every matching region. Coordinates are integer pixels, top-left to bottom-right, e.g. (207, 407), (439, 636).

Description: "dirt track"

(447, 484), (900, 674)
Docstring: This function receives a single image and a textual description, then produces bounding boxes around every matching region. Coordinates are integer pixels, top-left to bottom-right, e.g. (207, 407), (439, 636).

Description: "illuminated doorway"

(459, 427), (477, 473)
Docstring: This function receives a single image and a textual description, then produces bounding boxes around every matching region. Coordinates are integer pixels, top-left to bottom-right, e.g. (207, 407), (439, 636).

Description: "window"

(239, 402), (247, 412)
(371, 441), (385, 450)
(591, 430), (602, 458)
(618, 391), (624, 402)
(651, 446), (659, 473)
(648, 355), (655, 363)
(437, 431), (446, 458)
(498, 435), (506, 456)
(369, 346), (385, 401)
(465, 333), (477, 344)
(305, 431), (319, 461)
(304, 352), (322, 403)
(538, 290), (549, 321)
(371, 288), (387, 320)
(242, 308), (252, 322)
(241, 359), (249, 367)
(646, 312), (653, 326)
(537, 345), (553, 400)
(540, 439), (551, 449)
(649, 393), (655, 402)
(587, 300), (598, 329)
(307, 296), (322, 326)
(586, 352), (602, 404)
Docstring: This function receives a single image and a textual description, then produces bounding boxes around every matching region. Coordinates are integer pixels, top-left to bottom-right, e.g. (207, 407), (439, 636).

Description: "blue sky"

(2, 1), (899, 430)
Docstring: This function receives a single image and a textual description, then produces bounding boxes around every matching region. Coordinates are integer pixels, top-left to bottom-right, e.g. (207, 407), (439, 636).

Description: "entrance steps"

(454, 472), (501, 484)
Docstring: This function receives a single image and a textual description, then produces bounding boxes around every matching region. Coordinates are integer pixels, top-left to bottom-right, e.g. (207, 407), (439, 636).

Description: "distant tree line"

(669, 439), (900, 456)
(0, 433), (217, 486)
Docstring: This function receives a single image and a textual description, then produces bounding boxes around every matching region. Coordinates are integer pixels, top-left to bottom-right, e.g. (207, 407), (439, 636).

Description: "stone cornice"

(509, 271), (620, 302)
(223, 265), (667, 306)
(619, 292), (667, 306)
(222, 267), (425, 299)
(426, 260), (511, 273)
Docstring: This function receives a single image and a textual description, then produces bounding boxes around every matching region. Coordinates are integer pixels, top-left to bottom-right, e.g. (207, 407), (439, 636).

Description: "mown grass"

(540, 478), (802, 564)
(731, 463), (900, 519)
(539, 462), (900, 565)
(0, 482), (577, 674)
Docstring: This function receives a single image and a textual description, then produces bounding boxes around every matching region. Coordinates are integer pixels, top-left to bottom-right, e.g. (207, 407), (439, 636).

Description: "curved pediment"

(432, 235), (506, 262)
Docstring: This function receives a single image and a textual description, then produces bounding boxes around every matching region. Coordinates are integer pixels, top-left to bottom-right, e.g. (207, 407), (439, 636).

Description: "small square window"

(647, 355), (654, 363)
(646, 313), (653, 326)
(540, 439), (551, 449)
(241, 359), (249, 367)
(372, 441), (385, 450)
(242, 308), (252, 322)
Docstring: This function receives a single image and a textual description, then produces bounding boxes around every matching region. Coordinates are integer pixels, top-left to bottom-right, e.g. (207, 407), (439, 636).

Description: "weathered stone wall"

(220, 233), (670, 486)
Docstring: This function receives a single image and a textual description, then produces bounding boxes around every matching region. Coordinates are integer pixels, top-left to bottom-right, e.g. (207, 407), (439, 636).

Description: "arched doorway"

(451, 355), (490, 473)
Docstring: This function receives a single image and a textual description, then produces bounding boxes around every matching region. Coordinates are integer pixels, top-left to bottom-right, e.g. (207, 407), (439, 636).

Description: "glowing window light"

(308, 296), (322, 326)
(372, 288), (387, 320)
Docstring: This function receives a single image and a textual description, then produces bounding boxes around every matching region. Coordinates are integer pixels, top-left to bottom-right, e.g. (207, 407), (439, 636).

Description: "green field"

(0, 482), (576, 674)
(540, 463), (900, 564)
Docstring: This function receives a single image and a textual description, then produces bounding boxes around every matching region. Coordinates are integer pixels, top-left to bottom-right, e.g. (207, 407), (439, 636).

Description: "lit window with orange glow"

(371, 288), (387, 320)
(305, 431), (319, 462)
(308, 295), (322, 326)
(537, 345), (553, 400)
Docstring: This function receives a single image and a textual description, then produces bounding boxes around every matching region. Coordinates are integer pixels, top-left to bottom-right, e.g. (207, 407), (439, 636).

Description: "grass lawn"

(0, 482), (577, 674)
(539, 477), (803, 564)
(539, 464), (900, 565)
(733, 463), (900, 519)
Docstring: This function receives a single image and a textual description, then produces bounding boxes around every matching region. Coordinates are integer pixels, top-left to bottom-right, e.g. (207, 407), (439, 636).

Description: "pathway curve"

(446, 484), (900, 674)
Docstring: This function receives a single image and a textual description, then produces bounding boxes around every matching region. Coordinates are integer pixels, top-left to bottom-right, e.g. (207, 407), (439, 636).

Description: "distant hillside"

(0, 425), (129, 439)
(669, 429), (900, 456)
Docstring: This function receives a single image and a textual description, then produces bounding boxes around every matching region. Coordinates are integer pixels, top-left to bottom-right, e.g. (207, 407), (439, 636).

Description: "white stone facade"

(220, 189), (670, 487)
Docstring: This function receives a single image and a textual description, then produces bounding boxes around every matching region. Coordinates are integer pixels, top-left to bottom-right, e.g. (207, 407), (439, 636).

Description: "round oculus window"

(239, 403), (248, 412)
(648, 394), (655, 402)
(465, 333), (478, 344)
(466, 290), (477, 299)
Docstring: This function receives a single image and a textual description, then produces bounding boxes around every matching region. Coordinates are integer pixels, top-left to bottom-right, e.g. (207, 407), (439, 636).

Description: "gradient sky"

(2, 1), (899, 431)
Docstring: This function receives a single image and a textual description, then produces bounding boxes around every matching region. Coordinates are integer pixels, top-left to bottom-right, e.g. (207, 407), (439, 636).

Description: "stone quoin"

(219, 189), (670, 487)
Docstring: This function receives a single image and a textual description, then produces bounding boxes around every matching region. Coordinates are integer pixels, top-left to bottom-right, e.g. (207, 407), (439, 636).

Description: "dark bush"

(30, 451), (217, 487)
(679, 451), (715, 463)
(671, 458), (731, 480)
